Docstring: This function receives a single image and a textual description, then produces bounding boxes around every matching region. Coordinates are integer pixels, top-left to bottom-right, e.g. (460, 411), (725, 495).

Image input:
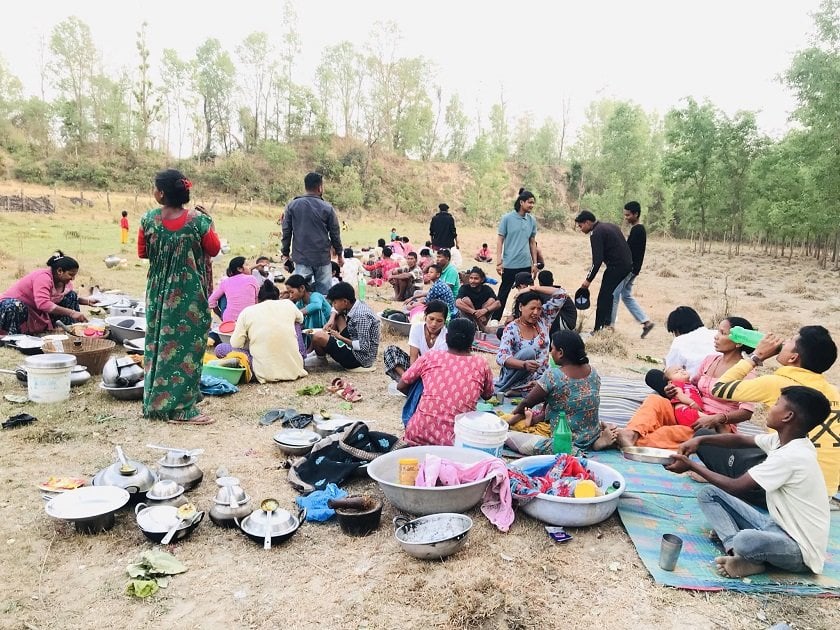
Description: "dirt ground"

(0, 193), (839, 630)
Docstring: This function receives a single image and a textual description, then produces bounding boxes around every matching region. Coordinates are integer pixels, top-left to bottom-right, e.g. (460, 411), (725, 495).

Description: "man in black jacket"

(612, 201), (654, 338)
(575, 210), (633, 333)
(429, 203), (457, 250)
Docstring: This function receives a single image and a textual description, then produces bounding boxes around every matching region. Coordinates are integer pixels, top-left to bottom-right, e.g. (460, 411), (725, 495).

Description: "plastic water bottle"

(552, 411), (572, 454)
(357, 276), (366, 301)
(729, 326), (764, 348)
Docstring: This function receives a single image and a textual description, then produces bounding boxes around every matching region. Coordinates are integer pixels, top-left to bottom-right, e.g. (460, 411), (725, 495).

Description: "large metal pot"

(91, 446), (157, 498)
(156, 450), (204, 491)
(134, 503), (204, 544)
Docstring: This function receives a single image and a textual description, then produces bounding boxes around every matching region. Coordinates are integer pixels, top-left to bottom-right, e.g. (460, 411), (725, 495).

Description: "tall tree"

(49, 16), (98, 146)
(160, 49), (194, 157)
(133, 22), (160, 151)
(280, 0), (301, 140)
(316, 41), (364, 137)
(662, 98), (721, 253)
(193, 38), (235, 156)
(236, 32), (275, 149)
(443, 94), (470, 161)
(600, 102), (650, 201)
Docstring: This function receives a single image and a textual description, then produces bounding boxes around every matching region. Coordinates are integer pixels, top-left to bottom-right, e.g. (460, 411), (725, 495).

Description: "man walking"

(612, 201), (654, 338)
(281, 172), (343, 295)
(493, 189), (538, 320)
(575, 210), (633, 333)
(429, 203), (458, 251)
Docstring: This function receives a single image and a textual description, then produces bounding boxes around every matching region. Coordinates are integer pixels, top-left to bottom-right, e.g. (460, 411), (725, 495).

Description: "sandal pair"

(328, 378), (362, 403)
(168, 414), (215, 426)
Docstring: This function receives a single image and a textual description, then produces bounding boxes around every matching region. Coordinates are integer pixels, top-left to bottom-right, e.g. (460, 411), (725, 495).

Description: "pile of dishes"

(209, 477), (252, 527)
(272, 429), (321, 456)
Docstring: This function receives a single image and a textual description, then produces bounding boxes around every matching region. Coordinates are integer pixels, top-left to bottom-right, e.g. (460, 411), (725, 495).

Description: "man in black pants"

(575, 210), (633, 333)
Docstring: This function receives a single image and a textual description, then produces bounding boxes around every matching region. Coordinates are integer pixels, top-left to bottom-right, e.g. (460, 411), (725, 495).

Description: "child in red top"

(363, 246), (399, 286)
(664, 365), (704, 426)
(120, 211), (129, 244)
(474, 243), (492, 263)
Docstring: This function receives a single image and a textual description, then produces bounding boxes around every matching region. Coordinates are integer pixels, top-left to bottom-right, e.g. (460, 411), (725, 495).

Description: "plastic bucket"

(24, 353), (76, 403)
(453, 412), (508, 457)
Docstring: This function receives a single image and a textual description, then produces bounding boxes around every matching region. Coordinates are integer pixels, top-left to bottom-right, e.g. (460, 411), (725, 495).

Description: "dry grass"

(0, 184), (839, 629)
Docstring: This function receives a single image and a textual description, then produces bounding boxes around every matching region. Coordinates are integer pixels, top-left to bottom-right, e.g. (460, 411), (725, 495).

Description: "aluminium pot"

(134, 503), (204, 544)
(393, 513), (473, 560)
(236, 507), (305, 547)
(156, 450), (204, 491)
(91, 446), (157, 499)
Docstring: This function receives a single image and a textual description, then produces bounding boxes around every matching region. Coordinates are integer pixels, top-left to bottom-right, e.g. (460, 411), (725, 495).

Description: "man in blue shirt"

(493, 189), (538, 319)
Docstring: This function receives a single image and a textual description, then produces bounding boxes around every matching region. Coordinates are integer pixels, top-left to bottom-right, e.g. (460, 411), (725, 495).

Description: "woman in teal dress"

(138, 169), (221, 424)
(286, 273), (331, 333)
(504, 330), (617, 453)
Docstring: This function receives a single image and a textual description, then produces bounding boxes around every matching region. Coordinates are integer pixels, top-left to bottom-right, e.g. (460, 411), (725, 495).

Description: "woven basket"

(42, 337), (116, 375)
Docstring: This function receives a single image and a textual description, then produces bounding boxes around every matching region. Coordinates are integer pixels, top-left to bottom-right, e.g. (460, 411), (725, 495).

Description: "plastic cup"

(659, 533), (683, 571)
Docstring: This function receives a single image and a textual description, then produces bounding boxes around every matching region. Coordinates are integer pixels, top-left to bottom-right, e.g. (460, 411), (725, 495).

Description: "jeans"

(294, 263), (333, 296)
(697, 486), (808, 572)
(611, 273), (648, 325)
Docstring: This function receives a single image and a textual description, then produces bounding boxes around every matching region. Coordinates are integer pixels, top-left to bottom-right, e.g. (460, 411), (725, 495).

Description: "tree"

(662, 98), (721, 253)
(133, 23), (160, 151)
(316, 41), (364, 137)
(160, 49), (194, 157)
(193, 38), (235, 156)
(236, 32), (275, 149)
(280, 0), (301, 140)
(49, 17), (98, 146)
(443, 94), (470, 161)
(600, 102), (650, 201)
(488, 99), (509, 158)
(0, 56), (23, 148)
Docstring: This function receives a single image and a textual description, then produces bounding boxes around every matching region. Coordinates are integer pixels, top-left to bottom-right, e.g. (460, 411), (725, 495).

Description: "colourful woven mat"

(588, 449), (840, 596)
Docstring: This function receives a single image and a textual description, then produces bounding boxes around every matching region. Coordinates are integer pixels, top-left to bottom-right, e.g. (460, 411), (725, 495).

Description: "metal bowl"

(214, 485), (249, 506)
(99, 381), (144, 401)
(146, 479), (184, 501)
(621, 446), (677, 465)
(367, 446), (497, 515)
(508, 456), (625, 527)
(104, 316), (146, 343)
(393, 513), (472, 560)
(378, 312), (411, 337)
(236, 507), (305, 547)
(123, 337), (145, 354)
(272, 429), (320, 456)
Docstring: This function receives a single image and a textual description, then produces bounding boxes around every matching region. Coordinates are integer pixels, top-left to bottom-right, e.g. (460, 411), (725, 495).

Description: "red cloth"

(671, 380), (704, 426)
(120, 216), (129, 229)
(137, 211), (220, 259)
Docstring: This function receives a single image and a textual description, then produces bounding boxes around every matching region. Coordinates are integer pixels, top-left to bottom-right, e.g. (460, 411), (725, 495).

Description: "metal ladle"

(260, 498), (279, 550)
(115, 445), (136, 475)
(161, 503), (196, 545)
(146, 444), (205, 459)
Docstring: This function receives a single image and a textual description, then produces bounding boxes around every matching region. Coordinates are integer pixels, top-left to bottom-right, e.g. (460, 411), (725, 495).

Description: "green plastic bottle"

(357, 276), (367, 301)
(552, 411), (572, 454)
(729, 326), (763, 348)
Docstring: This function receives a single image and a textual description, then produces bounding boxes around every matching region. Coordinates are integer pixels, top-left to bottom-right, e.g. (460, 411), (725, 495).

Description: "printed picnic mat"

(588, 449), (840, 596)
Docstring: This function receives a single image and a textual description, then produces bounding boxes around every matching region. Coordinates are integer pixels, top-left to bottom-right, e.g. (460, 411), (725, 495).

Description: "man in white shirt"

(666, 386), (831, 578)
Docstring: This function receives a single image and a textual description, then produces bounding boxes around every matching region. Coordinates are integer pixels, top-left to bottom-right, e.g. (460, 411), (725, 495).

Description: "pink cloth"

(693, 354), (756, 418)
(207, 273), (261, 322)
(415, 454), (514, 532)
(402, 350), (494, 446)
(0, 268), (71, 333)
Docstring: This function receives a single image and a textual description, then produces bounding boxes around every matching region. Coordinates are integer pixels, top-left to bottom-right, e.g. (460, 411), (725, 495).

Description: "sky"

(0, 0), (825, 148)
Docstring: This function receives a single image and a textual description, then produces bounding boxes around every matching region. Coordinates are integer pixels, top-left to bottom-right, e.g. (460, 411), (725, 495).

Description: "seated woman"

(383, 300), (449, 381)
(0, 251), (96, 334)
(494, 285), (569, 394)
(208, 256), (261, 322)
(286, 274), (332, 333)
(227, 280), (307, 382)
(456, 267), (501, 333)
(645, 306), (717, 393)
(618, 316), (757, 451)
(364, 246), (399, 286)
(503, 330), (614, 453)
(398, 318), (494, 445)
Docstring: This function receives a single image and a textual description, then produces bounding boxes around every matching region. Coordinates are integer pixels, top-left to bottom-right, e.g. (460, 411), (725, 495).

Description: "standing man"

(493, 188), (538, 320)
(575, 210), (633, 333)
(429, 203), (457, 251)
(281, 172), (343, 295)
(612, 201), (655, 338)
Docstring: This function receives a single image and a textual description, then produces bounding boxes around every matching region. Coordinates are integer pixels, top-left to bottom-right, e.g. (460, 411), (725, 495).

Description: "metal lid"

(24, 353), (77, 369)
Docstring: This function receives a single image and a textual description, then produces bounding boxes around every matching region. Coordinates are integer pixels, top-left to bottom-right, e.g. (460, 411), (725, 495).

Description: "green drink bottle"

(728, 326), (764, 347)
(552, 411), (572, 454)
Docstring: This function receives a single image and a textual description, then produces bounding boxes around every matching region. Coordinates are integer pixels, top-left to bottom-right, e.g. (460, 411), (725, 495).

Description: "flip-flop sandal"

(169, 414), (215, 426)
(287, 413), (314, 429)
(259, 409), (287, 425)
(339, 385), (362, 403)
(327, 377), (346, 393)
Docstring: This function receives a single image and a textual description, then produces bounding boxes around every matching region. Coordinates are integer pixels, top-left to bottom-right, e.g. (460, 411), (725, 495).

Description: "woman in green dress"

(138, 169), (221, 424)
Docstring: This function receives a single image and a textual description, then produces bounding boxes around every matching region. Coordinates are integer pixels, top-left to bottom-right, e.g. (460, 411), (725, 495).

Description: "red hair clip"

(182, 178), (193, 190)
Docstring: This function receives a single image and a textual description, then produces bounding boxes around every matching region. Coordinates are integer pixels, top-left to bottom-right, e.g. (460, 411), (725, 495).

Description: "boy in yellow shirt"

(709, 325), (839, 497)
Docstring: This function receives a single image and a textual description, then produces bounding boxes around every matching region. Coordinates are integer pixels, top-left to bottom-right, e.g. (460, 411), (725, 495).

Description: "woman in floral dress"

(494, 285), (569, 394)
(138, 169), (220, 424)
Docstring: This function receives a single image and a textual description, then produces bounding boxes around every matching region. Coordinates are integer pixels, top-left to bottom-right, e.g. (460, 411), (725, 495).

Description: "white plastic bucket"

(24, 353), (76, 403)
(454, 412), (508, 457)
